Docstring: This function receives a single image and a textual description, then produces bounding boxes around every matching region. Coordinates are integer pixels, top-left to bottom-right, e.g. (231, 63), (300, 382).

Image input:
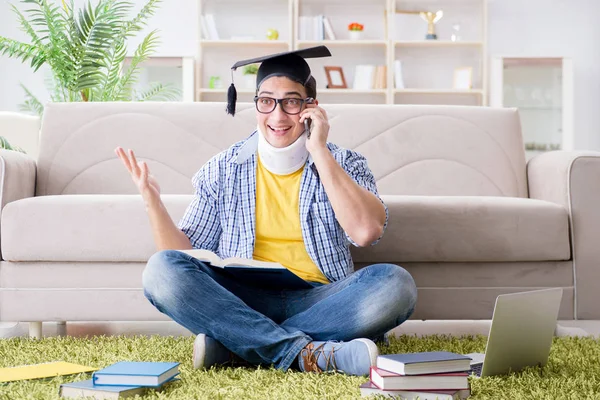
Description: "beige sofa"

(1, 102), (599, 337)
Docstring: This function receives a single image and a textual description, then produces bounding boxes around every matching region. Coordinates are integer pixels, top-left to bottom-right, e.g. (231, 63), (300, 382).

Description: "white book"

(318, 15), (324, 40)
(353, 65), (375, 90)
(353, 65), (365, 90)
(199, 15), (210, 40)
(204, 14), (219, 40)
(60, 379), (147, 399)
(360, 382), (470, 400)
(299, 16), (306, 40)
(179, 249), (313, 290)
(370, 367), (469, 391)
(323, 16), (336, 40)
(394, 60), (405, 89)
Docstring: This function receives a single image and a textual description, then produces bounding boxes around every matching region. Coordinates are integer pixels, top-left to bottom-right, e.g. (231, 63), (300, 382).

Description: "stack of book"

(59, 361), (180, 399)
(360, 351), (472, 399)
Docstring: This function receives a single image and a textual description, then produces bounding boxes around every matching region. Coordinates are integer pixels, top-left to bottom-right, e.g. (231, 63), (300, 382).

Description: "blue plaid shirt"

(178, 131), (388, 282)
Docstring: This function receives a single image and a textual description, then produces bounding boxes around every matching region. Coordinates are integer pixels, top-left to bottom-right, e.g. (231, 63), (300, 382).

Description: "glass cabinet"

(490, 56), (573, 159)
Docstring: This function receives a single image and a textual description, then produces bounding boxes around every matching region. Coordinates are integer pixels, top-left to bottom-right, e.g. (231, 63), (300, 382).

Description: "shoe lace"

(300, 342), (338, 373)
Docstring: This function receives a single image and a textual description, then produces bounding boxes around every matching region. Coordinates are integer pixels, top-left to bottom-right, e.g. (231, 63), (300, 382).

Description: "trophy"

(396, 9), (444, 40)
(420, 10), (443, 40)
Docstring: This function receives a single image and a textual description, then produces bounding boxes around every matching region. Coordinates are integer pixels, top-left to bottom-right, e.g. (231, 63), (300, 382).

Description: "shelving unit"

(392, 0), (487, 106)
(124, 56), (195, 102)
(197, 0), (294, 103)
(195, 0), (488, 106)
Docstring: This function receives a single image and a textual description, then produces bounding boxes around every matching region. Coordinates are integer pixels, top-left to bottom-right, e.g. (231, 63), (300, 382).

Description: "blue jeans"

(142, 250), (417, 371)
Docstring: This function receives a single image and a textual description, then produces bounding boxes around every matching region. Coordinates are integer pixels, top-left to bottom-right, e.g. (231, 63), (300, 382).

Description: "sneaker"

(192, 333), (232, 369)
(298, 338), (378, 376)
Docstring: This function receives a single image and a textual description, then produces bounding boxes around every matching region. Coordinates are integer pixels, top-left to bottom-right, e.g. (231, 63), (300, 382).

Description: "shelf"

(319, 88), (387, 94)
(394, 40), (483, 47)
(511, 106), (562, 110)
(199, 88), (255, 94)
(199, 88), (388, 95)
(297, 40), (388, 47)
(196, 0), (488, 105)
(395, 89), (484, 95)
(200, 40), (289, 46)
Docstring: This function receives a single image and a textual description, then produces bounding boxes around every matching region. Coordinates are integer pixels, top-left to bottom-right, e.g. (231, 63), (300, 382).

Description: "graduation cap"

(226, 45), (332, 116)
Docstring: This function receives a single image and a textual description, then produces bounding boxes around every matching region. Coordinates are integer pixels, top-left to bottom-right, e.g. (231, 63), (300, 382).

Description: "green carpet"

(1, 334), (600, 399)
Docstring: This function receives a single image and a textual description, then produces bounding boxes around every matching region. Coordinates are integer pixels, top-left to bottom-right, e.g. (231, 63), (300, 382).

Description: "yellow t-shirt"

(253, 156), (329, 284)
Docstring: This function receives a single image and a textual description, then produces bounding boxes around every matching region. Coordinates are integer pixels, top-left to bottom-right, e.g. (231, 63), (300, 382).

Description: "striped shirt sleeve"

(177, 160), (222, 251)
(341, 149), (389, 247)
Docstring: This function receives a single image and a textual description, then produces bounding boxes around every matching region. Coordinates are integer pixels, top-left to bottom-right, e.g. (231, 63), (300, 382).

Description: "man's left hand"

(300, 104), (329, 155)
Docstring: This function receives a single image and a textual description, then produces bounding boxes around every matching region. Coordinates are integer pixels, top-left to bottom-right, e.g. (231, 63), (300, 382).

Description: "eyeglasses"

(253, 96), (314, 115)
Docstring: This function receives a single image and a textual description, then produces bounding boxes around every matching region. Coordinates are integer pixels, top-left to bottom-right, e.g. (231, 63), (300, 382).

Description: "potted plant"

(348, 22), (364, 40)
(0, 0), (180, 118)
(243, 64), (259, 89)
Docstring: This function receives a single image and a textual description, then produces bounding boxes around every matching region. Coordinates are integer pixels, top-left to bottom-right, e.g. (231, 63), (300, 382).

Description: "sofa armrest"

(0, 149), (36, 208)
(0, 149), (36, 261)
(527, 150), (600, 319)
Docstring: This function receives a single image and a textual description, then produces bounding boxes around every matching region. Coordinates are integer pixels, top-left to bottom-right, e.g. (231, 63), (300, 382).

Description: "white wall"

(0, 0), (50, 112)
(487, 0), (600, 150)
(1, 0), (599, 149)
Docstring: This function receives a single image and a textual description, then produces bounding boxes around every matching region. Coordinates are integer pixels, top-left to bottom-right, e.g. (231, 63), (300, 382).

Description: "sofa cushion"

(351, 195), (571, 262)
(3, 194), (570, 263)
(1, 195), (192, 262)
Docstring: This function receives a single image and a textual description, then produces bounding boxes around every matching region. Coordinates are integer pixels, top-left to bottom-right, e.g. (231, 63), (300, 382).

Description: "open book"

(179, 249), (313, 290)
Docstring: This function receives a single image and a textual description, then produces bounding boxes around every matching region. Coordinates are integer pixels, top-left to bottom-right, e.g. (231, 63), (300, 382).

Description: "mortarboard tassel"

(226, 82), (237, 116)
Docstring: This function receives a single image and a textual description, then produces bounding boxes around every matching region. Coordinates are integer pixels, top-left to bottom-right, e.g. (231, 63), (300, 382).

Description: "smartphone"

(304, 97), (315, 138)
(304, 118), (312, 139)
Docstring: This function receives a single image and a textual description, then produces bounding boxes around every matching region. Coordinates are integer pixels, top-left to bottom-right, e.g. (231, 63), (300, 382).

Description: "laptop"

(465, 287), (563, 377)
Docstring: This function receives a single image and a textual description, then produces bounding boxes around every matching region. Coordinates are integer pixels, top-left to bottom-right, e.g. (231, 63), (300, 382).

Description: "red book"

(370, 367), (469, 391)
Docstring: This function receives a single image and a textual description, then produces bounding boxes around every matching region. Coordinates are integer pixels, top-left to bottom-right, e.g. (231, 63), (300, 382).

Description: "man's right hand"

(115, 147), (161, 205)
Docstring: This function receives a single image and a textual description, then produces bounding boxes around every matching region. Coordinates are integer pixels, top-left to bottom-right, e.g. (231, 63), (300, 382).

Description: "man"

(116, 46), (417, 376)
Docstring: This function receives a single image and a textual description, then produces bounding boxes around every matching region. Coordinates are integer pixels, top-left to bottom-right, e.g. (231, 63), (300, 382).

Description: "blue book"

(59, 379), (147, 399)
(377, 352), (472, 375)
(92, 362), (180, 387)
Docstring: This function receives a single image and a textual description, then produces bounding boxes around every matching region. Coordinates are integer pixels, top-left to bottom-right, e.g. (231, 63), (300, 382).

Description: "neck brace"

(256, 125), (308, 175)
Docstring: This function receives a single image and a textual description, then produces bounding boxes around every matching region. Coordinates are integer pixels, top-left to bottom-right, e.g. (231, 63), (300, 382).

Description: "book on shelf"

(370, 367), (469, 391)
(377, 351), (472, 375)
(353, 65), (387, 90)
(323, 16), (336, 40)
(180, 249), (313, 290)
(299, 15), (324, 41)
(353, 65), (374, 90)
(202, 14), (219, 40)
(92, 362), (179, 387)
(359, 381), (470, 400)
(199, 15), (210, 40)
(374, 66), (387, 89)
(394, 60), (405, 89)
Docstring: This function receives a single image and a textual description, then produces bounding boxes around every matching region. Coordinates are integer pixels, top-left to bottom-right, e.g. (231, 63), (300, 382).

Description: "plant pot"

(348, 30), (363, 40)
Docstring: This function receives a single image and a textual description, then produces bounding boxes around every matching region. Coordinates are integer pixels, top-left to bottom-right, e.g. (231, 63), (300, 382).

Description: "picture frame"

(453, 67), (473, 89)
(324, 66), (347, 89)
